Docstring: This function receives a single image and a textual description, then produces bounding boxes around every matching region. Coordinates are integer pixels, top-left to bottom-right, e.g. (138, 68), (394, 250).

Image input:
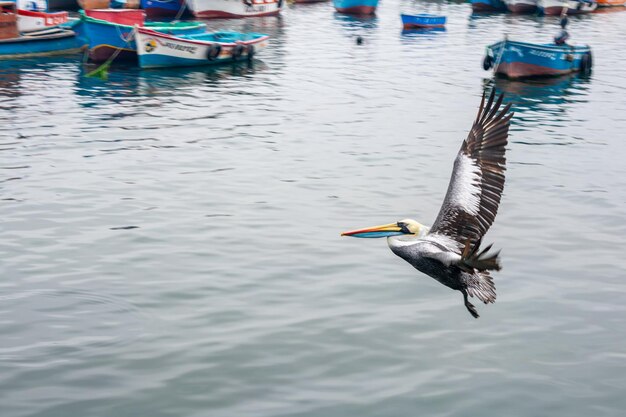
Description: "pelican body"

(342, 92), (513, 318)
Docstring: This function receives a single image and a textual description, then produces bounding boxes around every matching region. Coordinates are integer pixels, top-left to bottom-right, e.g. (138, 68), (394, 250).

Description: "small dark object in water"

(356, 36), (363, 45)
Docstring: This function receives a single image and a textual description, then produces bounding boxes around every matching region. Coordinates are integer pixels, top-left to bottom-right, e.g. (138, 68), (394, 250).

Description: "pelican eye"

(397, 222), (411, 234)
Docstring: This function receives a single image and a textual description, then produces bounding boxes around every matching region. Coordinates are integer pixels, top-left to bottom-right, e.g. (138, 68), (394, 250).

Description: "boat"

(80, 9), (206, 63)
(400, 13), (446, 29)
(135, 26), (269, 68)
(13, 0), (69, 33)
(333, 0), (378, 14)
(504, 0), (538, 13)
(483, 38), (592, 79)
(470, 0), (507, 12)
(596, 0), (625, 5)
(537, 0), (598, 14)
(185, 0), (283, 18)
(0, 2), (82, 59)
(141, 0), (187, 18)
(293, 0), (327, 3)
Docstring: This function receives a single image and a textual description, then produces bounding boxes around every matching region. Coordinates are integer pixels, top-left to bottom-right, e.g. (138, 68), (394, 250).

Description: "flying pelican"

(341, 91), (513, 318)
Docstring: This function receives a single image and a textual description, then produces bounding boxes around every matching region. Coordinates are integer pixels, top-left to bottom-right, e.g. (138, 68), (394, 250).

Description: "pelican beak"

(341, 222), (404, 238)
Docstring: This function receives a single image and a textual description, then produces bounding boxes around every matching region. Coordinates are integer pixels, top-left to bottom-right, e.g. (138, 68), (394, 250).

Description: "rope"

(172, 1), (188, 23)
(492, 35), (506, 76)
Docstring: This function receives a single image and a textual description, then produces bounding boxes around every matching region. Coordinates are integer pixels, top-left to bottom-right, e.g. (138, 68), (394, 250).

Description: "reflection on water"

(489, 74), (591, 115)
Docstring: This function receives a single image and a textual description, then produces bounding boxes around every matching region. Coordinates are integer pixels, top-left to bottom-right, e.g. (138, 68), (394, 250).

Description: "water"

(2, 2), (626, 416)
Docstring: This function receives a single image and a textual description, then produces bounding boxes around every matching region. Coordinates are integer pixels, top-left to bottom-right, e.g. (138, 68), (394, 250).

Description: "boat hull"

(136, 28), (269, 68)
(486, 39), (591, 79)
(0, 29), (82, 59)
(81, 10), (206, 63)
(401, 14), (446, 29)
(186, 0), (282, 18)
(504, 0), (538, 13)
(333, 0), (378, 14)
(471, 0), (507, 12)
(141, 0), (187, 18)
(538, 0), (598, 14)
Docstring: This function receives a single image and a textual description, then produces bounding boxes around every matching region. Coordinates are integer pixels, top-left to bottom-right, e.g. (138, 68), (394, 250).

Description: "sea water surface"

(2, 2), (626, 416)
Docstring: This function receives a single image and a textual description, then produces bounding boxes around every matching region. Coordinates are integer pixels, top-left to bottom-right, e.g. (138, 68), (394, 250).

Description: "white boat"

(135, 26), (269, 68)
(185, 0), (283, 18)
(15, 0), (68, 33)
(538, 0), (598, 14)
(504, 0), (538, 13)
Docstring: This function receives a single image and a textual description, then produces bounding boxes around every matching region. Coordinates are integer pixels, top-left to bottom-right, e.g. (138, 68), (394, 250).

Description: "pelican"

(342, 91), (513, 318)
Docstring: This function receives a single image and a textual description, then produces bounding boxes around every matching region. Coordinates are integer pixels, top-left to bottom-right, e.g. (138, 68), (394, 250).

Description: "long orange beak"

(341, 222), (404, 238)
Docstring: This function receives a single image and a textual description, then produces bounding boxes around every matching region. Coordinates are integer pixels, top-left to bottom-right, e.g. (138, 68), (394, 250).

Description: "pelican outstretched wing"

(429, 91), (513, 248)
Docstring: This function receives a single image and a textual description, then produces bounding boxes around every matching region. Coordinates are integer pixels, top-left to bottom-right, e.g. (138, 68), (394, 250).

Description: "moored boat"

(504, 0), (538, 13)
(0, 2), (82, 58)
(401, 13), (446, 29)
(80, 9), (206, 63)
(135, 26), (269, 68)
(538, 0), (598, 15)
(483, 38), (592, 79)
(185, 0), (283, 18)
(141, 0), (187, 18)
(470, 0), (507, 12)
(333, 0), (379, 15)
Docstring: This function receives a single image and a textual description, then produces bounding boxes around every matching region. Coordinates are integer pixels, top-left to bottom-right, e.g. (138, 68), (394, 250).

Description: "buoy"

(231, 44), (245, 61)
(246, 44), (255, 62)
(482, 55), (494, 71)
(206, 44), (221, 61)
(580, 52), (592, 75)
(356, 36), (363, 45)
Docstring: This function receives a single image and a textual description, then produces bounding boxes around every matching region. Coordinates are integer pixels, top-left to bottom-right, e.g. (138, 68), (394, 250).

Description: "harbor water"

(2, 2), (626, 416)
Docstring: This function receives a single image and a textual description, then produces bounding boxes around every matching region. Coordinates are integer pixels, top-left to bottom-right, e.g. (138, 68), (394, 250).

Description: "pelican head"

(341, 219), (427, 238)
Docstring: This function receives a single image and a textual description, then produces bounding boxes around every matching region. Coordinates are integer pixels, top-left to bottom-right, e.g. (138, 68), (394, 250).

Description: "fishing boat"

(135, 26), (268, 68)
(596, 0), (625, 5)
(80, 9), (206, 63)
(185, 0), (283, 18)
(538, 0), (598, 14)
(504, 0), (538, 13)
(400, 13), (446, 29)
(470, 0), (507, 12)
(13, 0), (69, 33)
(141, 0), (187, 18)
(483, 38), (592, 79)
(0, 2), (82, 58)
(333, 0), (379, 15)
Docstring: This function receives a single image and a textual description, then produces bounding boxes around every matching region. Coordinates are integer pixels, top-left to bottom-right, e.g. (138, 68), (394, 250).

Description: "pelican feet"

(462, 290), (480, 319)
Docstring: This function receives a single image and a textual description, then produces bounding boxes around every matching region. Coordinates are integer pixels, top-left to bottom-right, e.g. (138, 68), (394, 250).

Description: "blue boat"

(401, 14), (446, 29)
(333, 0), (379, 15)
(141, 0), (187, 19)
(80, 9), (206, 63)
(471, 0), (507, 12)
(0, 27), (83, 59)
(483, 39), (592, 79)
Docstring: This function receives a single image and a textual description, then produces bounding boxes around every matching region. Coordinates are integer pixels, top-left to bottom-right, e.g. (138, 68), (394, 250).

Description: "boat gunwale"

(0, 30), (76, 44)
(137, 27), (269, 47)
(79, 10), (205, 30)
(488, 39), (591, 53)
